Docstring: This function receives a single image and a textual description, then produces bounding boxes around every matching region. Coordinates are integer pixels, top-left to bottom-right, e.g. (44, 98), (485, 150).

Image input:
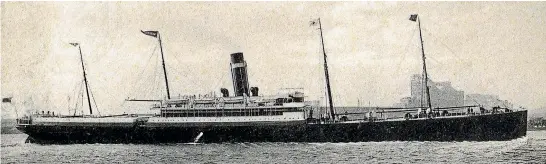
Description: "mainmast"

(410, 14), (432, 110)
(71, 43), (93, 115)
(313, 18), (336, 121)
(141, 30), (171, 99)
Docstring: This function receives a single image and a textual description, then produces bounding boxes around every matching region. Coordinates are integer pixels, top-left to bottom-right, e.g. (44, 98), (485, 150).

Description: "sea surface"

(2, 131), (546, 164)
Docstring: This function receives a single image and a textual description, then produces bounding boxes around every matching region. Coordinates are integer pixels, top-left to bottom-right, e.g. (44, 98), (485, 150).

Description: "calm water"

(2, 131), (545, 163)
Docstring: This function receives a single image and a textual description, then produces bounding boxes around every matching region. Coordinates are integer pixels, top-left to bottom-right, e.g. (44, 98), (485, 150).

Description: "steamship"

(16, 15), (527, 144)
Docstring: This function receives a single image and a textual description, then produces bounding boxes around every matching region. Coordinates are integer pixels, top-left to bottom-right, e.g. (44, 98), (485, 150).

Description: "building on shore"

(394, 74), (514, 109)
(464, 94), (513, 109)
(395, 74), (464, 108)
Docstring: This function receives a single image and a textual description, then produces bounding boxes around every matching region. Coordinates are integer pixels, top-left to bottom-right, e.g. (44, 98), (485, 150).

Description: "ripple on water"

(2, 131), (546, 163)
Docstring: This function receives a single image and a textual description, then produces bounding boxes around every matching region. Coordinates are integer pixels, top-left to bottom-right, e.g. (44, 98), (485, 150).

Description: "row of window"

(169, 103), (265, 108)
(161, 107), (301, 113)
(155, 117), (300, 122)
(165, 101), (305, 108)
(161, 111), (284, 117)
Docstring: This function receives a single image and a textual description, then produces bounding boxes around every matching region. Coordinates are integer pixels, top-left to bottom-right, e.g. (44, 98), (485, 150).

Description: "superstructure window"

(160, 108), (290, 117)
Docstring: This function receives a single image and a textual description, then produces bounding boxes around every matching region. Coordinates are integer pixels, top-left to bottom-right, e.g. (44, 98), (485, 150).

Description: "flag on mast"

(141, 30), (158, 38)
(69, 43), (79, 47)
(409, 14), (418, 22)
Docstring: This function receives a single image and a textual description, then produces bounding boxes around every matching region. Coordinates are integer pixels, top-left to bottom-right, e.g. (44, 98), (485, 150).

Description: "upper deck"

(150, 90), (308, 118)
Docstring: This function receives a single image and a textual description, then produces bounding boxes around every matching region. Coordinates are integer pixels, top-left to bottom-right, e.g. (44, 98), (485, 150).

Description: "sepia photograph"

(2, 1), (545, 163)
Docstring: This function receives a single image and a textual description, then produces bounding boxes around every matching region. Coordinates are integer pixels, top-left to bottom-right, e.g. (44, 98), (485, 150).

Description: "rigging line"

(424, 54), (442, 66)
(165, 64), (191, 87)
(83, 81), (96, 115)
(212, 65), (228, 94)
(163, 65), (181, 96)
(75, 85), (80, 115)
(147, 52), (160, 99)
(88, 84), (101, 116)
(66, 95), (71, 115)
(165, 62), (190, 78)
(136, 67), (152, 98)
(72, 80), (84, 115)
(87, 40), (123, 65)
(68, 83), (81, 115)
(130, 44), (157, 87)
(320, 54), (328, 113)
(420, 11), (498, 64)
(76, 80), (85, 114)
(166, 61), (193, 87)
(149, 44), (161, 99)
(89, 82), (100, 116)
(150, 67), (158, 99)
(78, 82), (85, 115)
(155, 50), (162, 99)
(135, 46), (159, 96)
(81, 59), (98, 115)
(71, 79), (84, 106)
(393, 23), (419, 76)
(85, 70), (126, 110)
(324, 84), (329, 116)
(144, 74), (156, 98)
(167, 49), (193, 77)
(421, 73), (425, 108)
(143, 64), (159, 99)
(78, 72), (121, 108)
(129, 45), (158, 98)
(420, 27), (465, 64)
(156, 54), (167, 100)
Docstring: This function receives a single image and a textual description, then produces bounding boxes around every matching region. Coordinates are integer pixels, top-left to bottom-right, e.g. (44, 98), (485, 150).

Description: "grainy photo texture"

(2, 1), (545, 163)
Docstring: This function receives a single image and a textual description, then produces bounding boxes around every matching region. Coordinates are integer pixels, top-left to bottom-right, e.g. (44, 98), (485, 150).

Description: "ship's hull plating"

(16, 111), (527, 144)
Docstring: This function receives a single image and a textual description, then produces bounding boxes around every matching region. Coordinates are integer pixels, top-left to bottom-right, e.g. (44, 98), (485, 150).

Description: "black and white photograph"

(1, 1), (545, 163)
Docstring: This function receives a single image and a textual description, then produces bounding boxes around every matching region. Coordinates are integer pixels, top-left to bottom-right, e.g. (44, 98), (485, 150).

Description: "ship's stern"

(518, 110), (528, 138)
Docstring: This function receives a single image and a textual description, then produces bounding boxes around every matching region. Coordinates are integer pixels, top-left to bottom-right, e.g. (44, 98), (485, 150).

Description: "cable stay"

(86, 83), (101, 116)
(128, 45), (157, 94)
(419, 27), (466, 66)
(68, 80), (84, 115)
(392, 23), (419, 77)
(125, 44), (166, 102)
(74, 81), (84, 116)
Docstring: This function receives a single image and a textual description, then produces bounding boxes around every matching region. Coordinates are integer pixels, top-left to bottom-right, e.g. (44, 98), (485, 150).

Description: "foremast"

(70, 43), (93, 115)
(312, 18), (336, 121)
(141, 30), (171, 99)
(410, 14), (432, 111)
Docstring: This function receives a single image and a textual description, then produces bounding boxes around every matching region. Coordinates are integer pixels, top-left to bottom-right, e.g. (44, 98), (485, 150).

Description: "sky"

(1, 2), (545, 118)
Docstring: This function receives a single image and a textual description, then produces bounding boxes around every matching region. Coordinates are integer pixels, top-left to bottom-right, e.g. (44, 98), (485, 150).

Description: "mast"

(418, 16), (433, 110)
(158, 33), (171, 99)
(316, 18), (336, 121)
(411, 14), (432, 110)
(76, 44), (93, 115)
(141, 30), (171, 99)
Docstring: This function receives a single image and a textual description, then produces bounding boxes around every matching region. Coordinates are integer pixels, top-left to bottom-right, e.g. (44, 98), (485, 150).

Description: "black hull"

(17, 111), (527, 144)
